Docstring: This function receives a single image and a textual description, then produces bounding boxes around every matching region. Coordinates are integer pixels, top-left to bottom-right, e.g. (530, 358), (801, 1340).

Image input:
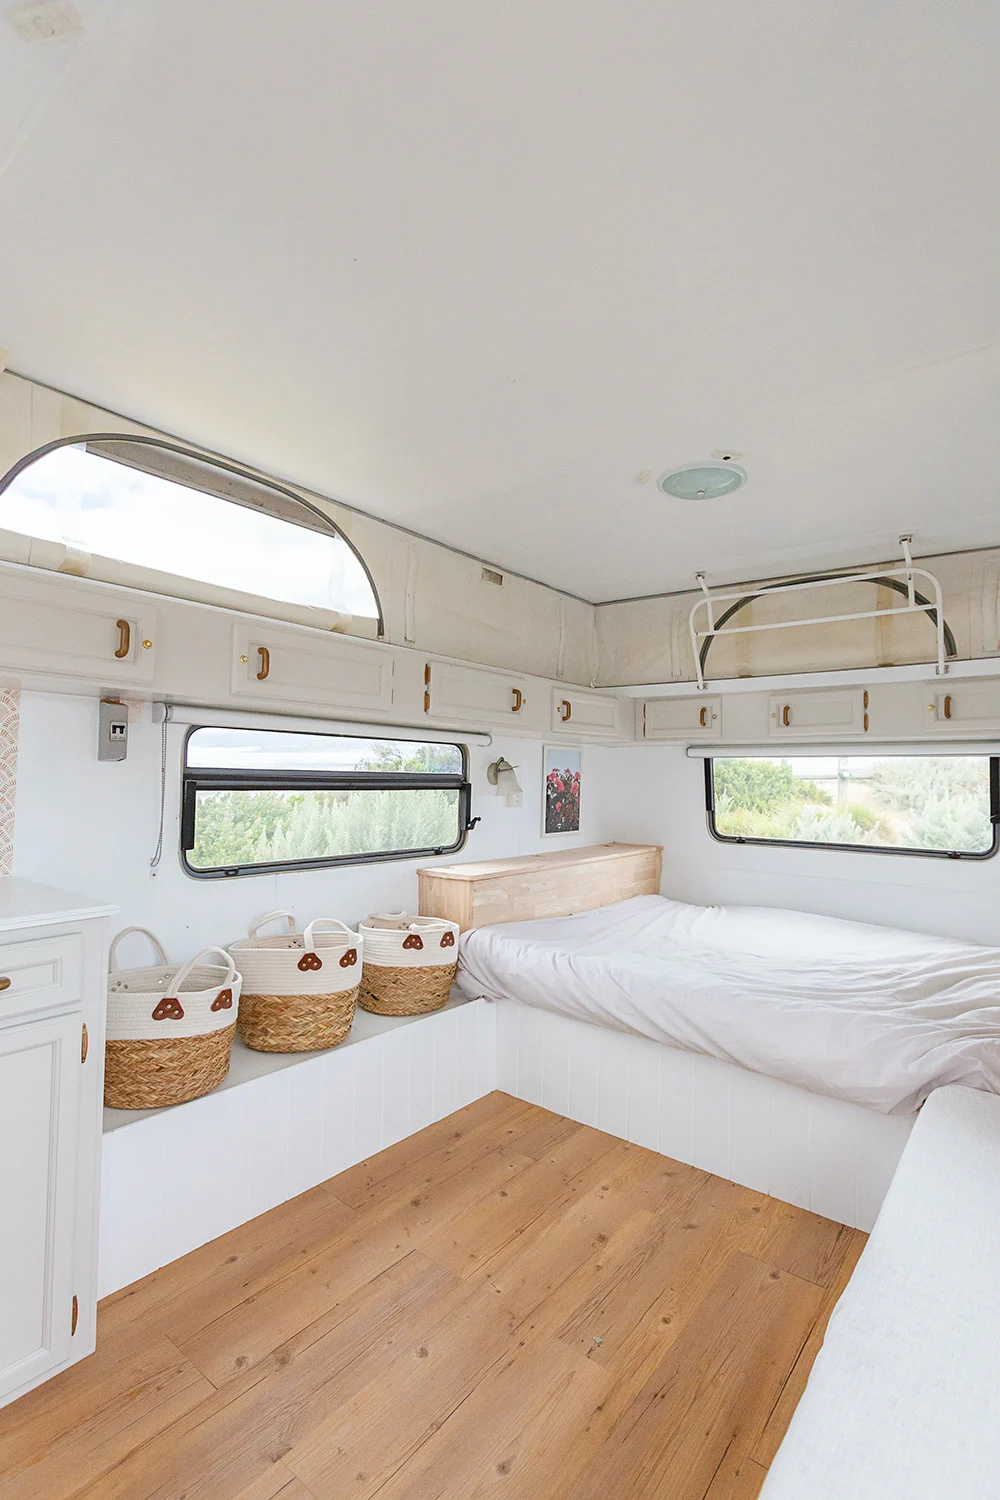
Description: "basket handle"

(303, 918), (358, 947)
(109, 926), (169, 974)
(248, 910), (298, 940)
(165, 946), (237, 1000)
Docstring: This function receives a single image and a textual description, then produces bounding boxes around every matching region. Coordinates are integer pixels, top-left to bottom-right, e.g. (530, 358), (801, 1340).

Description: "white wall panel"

(589, 741), (1000, 948)
(494, 1000), (913, 1231)
(98, 997), (495, 1298)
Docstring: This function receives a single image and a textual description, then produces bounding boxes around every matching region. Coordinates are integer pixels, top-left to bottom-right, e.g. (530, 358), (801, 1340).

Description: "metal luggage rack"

(689, 535), (953, 691)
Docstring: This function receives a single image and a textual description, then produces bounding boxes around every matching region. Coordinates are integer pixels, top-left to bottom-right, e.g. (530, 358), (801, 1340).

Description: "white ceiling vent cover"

(5, 0), (81, 39)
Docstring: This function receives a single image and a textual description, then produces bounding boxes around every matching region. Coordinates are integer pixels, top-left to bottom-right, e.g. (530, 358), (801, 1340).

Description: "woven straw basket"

(358, 913), (460, 1016)
(230, 911), (362, 1053)
(105, 929), (241, 1110)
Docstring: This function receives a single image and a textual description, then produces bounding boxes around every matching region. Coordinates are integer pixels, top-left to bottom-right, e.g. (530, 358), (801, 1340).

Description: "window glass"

(0, 444), (378, 621)
(709, 755), (997, 857)
(183, 727), (469, 876)
(186, 728), (462, 776)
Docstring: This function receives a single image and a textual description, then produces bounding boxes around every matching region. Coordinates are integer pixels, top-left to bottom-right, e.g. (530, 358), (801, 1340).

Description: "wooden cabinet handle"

(782, 704), (791, 727)
(699, 706), (707, 728)
(423, 663), (431, 713)
(944, 694), (952, 720)
(256, 646), (270, 681)
(0, 977), (9, 992)
(114, 619), (131, 659)
(71, 1295), (79, 1337)
(511, 688), (523, 712)
(559, 699), (572, 722)
(81, 1023), (89, 1064)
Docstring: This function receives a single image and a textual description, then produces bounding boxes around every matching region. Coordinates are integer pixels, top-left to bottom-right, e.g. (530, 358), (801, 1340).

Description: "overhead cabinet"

(924, 681), (1000, 733)
(423, 660), (538, 728)
(0, 567), (157, 686)
(767, 687), (869, 738)
(230, 623), (395, 713)
(642, 695), (723, 740)
(550, 686), (622, 738)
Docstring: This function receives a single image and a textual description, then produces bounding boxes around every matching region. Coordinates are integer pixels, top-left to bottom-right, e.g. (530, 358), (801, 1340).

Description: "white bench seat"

(761, 1084), (1000, 1498)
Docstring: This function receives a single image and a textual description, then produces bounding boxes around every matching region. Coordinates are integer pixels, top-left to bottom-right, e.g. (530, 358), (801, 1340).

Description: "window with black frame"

(182, 727), (473, 877)
(705, 753), (999, 859)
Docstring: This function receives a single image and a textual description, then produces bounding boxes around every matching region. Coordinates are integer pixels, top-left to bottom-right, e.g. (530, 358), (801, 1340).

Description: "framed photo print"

(543, 745), (582, 836)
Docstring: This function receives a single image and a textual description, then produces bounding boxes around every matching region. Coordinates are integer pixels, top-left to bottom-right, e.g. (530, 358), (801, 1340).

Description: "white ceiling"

(0, 1), (998, 602)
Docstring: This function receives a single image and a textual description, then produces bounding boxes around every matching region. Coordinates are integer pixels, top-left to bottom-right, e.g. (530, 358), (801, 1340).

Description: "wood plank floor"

(0, 1091), (866, 1500)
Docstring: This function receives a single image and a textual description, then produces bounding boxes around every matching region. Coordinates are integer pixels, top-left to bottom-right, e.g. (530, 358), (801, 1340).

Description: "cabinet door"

(551, 688), (621, 737)
(0, 1012), (81, 1404)
(231, 624), (394, 712)
(0, 568), (156, 684)
(425, 661), (532, 726)
(767, 688), (868, 738)
(924, 681), (1000, 734)
(642, 696), (722, 740)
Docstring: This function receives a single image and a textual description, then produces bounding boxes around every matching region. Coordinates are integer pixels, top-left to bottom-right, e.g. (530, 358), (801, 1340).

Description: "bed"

(457, 894), (1000, 1116)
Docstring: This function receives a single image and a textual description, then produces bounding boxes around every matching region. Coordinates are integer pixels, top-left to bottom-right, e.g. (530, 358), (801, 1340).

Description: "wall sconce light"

(486, 756), (523, 807)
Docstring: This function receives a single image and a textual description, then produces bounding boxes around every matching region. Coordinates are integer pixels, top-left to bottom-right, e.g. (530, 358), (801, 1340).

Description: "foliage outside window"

(707, 755), (999, 859)
(183, 728), (471, 877)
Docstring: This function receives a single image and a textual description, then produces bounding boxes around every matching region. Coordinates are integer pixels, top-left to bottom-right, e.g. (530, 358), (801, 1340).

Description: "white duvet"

(456, 895), (1000, 1114)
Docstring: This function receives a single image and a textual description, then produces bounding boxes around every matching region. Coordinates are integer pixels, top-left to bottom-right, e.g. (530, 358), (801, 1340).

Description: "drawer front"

(0, 935), (84, 1024)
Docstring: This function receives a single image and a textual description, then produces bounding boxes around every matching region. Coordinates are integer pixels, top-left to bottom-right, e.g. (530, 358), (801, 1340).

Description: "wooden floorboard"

(0, 1090), (866, 1500)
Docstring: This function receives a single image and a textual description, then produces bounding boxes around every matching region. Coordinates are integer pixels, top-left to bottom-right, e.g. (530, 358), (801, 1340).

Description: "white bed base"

(494, 999), (914, 1231)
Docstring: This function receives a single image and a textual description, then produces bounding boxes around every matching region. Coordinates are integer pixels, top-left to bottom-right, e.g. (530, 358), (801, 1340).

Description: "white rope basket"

(359, 913), (459, 970)
(230, 911), (362, 996)
(107, 928), (242, 1042)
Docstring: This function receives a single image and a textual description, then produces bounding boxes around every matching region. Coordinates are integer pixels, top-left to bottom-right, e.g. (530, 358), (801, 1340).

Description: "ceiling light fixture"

(657, 461), (747, 501)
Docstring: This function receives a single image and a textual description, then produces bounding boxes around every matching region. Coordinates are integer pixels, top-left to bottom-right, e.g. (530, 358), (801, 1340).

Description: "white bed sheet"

(456, 895), (1000, 1114)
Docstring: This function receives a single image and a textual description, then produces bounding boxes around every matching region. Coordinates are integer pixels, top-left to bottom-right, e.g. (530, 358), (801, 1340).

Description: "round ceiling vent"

(657, 461), (747, 501)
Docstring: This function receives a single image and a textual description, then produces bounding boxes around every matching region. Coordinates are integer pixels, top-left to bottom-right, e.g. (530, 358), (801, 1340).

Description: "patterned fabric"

(0, 688), (18, 875)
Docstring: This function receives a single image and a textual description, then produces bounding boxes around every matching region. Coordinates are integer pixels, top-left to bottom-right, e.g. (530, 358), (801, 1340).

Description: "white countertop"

(0, 877), (118, 932)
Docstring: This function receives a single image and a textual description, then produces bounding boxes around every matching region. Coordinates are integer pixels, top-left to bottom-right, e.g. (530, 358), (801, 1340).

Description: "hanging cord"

(149, 712), (168, 871)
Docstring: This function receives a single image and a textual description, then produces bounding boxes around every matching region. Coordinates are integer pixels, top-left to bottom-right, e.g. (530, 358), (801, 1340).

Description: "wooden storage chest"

(417, 842), (662, 932)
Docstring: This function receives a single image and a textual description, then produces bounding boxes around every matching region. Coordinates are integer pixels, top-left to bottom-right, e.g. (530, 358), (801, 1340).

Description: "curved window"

(0, 436), (383, 635)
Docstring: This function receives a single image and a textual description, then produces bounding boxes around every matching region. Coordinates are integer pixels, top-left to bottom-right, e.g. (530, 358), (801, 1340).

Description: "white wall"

(12, 689), (601, 956)
(590, 743), (1000, 948)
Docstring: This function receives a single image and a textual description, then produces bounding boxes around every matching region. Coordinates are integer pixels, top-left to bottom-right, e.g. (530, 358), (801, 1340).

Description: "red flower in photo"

(545, 760), (581, 834)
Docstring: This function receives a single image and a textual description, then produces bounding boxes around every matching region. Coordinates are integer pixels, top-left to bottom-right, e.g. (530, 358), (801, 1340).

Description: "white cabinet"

(230, 623), (395, 713)
(767, 688), (869, 738)
(642, 695), (723, 740)
(550, 687), (622, 738)
(0, 1012), (82, 1403)
(0, 568), (157, 685)
(0, 884), (115, 1412)
(924, 681), (1000, 734)
(424, 660), (536, 728)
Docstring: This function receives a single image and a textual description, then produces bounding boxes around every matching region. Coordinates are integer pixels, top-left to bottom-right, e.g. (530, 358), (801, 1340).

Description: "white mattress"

(456, 895), (1000, 1114)
(761, 1084), (1000, 1498)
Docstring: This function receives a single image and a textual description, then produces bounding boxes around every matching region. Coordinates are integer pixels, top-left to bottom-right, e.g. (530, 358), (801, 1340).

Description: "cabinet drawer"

(0, 935), (84, 1024)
